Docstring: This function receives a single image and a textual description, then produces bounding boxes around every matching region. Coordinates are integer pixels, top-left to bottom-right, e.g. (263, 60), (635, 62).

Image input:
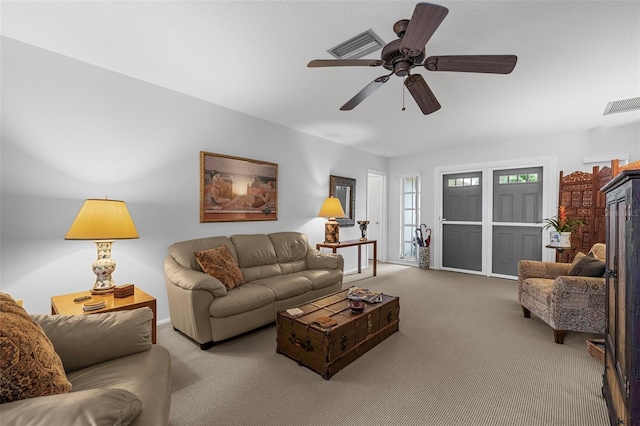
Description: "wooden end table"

(51, 287), (157, 343)
(316, 239), (377, 276)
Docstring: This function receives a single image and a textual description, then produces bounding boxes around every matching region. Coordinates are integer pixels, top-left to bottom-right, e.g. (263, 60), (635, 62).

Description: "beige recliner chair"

(517, 243), (606, 344)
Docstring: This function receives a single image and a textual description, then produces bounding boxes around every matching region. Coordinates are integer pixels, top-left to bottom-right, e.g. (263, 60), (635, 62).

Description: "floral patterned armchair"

(517, 243), (606, 344)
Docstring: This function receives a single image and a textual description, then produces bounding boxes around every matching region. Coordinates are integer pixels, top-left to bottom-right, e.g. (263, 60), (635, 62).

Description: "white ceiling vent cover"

(603, 97), (640, 115)
(328, 29), (385, 60)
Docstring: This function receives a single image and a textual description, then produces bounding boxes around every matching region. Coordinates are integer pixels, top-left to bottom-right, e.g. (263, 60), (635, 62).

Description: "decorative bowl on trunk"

(348, 300), (366, 313)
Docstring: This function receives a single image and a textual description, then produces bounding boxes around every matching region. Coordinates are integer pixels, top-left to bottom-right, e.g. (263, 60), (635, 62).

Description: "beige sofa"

(0, 294), (171, 426)
(164, 232), (344, 348)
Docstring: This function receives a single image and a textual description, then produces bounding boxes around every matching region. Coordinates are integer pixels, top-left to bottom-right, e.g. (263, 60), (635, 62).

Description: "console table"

(316, 239), (377, 276)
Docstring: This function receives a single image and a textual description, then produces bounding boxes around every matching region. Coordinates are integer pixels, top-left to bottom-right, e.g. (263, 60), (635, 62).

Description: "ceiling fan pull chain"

(402, 76), (406, 111)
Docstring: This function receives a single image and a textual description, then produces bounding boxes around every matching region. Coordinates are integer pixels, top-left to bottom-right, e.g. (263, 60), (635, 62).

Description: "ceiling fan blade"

(340, 74), (392, 111)
(400, 3), (449, 56)
(425, 55), (517, 74)
(404, 74), (441, 115)
(308, 59), (384, 68)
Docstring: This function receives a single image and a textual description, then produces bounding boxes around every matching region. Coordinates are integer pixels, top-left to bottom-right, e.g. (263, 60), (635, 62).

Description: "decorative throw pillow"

(194, 246), (244, 290)
(568, 251), (586, 270)
(567, 252), (606, 277)
(0, 292), (72, 403)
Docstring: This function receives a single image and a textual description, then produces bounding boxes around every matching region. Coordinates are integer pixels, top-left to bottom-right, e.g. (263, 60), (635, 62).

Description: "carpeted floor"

(159, 263), (608, 426)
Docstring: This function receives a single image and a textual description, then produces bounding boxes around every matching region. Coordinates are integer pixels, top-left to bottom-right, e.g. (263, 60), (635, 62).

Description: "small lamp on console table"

(318, 197), (346, 244)
(65, 198), (139, 295)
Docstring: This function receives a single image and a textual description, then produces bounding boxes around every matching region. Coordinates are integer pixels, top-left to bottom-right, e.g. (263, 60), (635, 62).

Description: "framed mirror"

(329, 175), (355, 227)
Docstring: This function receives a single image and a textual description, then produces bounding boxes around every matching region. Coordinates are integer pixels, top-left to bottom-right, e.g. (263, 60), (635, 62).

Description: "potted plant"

(540, 205), (586, 247)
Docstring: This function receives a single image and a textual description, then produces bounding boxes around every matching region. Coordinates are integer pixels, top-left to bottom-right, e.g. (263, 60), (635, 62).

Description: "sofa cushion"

(231, 234), (277, 268)
(169, 236), (235, 271)
(0, 292), (72, 403)
(232, 234), (282, 282)
(568, 252), (606, 277)
(270, 232), (312, 274)
(32, 308), (153, 374)
(209, 283), (276, 318)
(269, 232), (309, 263)
(298, 269), (344, 290)
(0, 388), (142, 426)
(521, 278), (554, 305)
(254, 274), (313, 300)
(194, 246), (244, 290)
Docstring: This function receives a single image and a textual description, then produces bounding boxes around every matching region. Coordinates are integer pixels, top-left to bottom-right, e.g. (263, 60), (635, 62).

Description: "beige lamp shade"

(318, 197), (346, 219)
(65, 199), (139, 240)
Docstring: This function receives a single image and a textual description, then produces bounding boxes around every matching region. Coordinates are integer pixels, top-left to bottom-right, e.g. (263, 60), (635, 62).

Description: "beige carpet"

(159, 263), (608, 426)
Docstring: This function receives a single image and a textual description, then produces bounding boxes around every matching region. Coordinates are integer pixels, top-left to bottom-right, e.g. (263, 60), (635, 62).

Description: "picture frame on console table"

(200, 151), (278, 222)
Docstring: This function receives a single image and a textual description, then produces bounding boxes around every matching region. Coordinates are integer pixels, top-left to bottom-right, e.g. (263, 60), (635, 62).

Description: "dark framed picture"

(200, 151), (278, 222)
(330, 175), (355, 227)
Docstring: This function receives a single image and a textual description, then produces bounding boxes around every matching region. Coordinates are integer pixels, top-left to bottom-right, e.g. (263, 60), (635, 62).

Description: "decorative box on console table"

(276, 289), (399, 379)
(114, 284), (135, 298)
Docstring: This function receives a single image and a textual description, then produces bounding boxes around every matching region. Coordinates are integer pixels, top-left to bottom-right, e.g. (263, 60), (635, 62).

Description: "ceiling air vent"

(603, 96), (640, 115)
(328, 29), (385, 60)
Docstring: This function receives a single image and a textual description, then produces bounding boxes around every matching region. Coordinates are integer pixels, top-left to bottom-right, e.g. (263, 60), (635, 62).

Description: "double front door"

(441, 167), (543, 277)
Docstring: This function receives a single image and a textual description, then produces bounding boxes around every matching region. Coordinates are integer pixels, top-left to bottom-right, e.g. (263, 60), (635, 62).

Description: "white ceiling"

(2, 1), (639, 158)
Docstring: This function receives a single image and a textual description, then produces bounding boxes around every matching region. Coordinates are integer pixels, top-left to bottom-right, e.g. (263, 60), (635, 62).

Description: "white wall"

(387, 122), (640, 264)
(0, 37), (387, 318)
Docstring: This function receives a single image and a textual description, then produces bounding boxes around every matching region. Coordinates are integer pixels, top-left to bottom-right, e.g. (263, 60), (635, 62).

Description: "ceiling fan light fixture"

(328, 29), (385, 60)
(603, 97), (640, 115)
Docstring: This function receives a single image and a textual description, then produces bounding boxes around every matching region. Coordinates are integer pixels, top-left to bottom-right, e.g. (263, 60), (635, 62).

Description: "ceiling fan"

(308, 2), (517, 115)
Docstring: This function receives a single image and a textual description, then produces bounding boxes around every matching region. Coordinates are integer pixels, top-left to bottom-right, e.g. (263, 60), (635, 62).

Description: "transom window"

(447, 177), (480, 187)
(498, 173), (539, 184)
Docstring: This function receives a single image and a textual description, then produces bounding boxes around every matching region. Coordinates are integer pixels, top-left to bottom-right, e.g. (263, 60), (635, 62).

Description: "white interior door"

(367, 171), (386, 262)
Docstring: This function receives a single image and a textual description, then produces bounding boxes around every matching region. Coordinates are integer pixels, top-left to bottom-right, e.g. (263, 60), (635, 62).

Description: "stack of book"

(83, 301), (106, 312)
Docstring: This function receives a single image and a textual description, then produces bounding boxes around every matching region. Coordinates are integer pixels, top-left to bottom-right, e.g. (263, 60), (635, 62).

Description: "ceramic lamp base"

(324, 218), (340, 244)
(91, 240), (117, 294)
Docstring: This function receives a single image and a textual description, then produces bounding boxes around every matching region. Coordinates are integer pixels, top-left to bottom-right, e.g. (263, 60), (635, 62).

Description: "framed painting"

(200, 151), (278, 222)
(329, 175), (355, 227)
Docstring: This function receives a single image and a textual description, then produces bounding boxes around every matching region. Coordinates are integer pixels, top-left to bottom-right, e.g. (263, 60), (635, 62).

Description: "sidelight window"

(400, 175), (420, 260)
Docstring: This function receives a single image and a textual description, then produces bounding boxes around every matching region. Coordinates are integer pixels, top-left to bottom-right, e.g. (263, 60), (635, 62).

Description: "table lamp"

(65, 198), (139, 294)
(318, 197), (346, 244)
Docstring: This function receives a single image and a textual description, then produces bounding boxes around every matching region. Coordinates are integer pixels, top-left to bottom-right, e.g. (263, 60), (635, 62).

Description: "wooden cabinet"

(602, 170), (640, 426)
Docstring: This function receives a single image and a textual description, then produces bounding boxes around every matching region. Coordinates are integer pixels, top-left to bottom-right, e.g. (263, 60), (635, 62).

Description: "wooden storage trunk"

(276, 289), (399, 379)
